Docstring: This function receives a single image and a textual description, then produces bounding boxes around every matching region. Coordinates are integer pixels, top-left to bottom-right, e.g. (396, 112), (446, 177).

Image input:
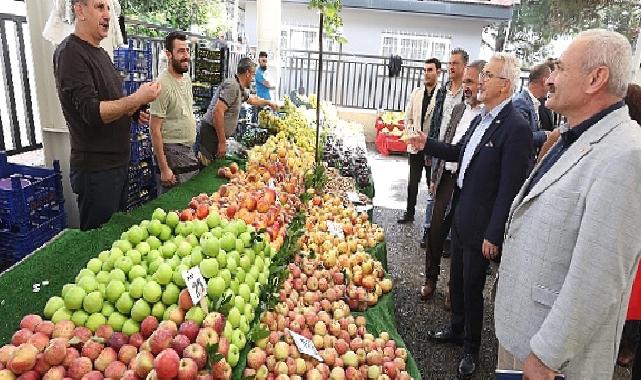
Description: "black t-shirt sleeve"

(56, 46), (105, 128)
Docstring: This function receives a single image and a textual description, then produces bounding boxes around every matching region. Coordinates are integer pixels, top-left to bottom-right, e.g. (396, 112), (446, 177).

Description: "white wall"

(245, 1), (489, 59)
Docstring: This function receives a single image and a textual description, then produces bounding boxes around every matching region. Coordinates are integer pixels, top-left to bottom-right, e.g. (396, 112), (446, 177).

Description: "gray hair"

(71, 0), (87, 16)
(576, 29), (632, 98)
(490, 52), (521, 93)
(236, 57), (257, 75)
(467, 59), (486, 73)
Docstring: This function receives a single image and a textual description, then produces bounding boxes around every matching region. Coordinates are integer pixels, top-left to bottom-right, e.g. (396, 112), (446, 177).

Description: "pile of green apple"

(41, 207), (274, 367)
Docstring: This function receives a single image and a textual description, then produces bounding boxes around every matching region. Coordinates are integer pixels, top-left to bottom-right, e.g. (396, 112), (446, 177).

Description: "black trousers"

(449, 221), (490, 355)
(70, 165), (128, 231)
(406, 153), (431, 216)
(425, 171), (456, 282)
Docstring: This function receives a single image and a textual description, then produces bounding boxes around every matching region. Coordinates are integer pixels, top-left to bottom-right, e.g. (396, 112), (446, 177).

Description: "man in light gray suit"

(495, 29), (641, 379)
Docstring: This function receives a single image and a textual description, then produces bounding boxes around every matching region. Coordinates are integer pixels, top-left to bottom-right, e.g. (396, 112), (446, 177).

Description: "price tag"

(287, 329), (323, 361)
(268, 179), (276, 190)
(326, 221), (344, 239)
(346, 192), (361, 203)
(356, 204), (373, 213)
(182, 267), (207, 304)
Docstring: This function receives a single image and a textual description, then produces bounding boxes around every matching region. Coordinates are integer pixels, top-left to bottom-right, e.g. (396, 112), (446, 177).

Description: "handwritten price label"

(268, 179), (277, 190)
(287, 329), (323, 361)
(346, 192), (361, 204)
(182, 266), (207, 304)
(356, 204), (373, 213)
(326, 221), (344, 239)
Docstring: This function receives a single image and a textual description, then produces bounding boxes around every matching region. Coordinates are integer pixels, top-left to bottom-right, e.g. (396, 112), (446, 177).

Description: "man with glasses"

(199, 58), (279, 163)
(409, 53), (532, 378)
(420, 59), (485, 302)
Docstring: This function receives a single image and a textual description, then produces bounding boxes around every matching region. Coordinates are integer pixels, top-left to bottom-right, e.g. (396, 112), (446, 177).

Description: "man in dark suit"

(512, 63), (551, 165)
(421, 59), (485, 301)
(538, 58), (557, 132)
(409, 53), (532, 378)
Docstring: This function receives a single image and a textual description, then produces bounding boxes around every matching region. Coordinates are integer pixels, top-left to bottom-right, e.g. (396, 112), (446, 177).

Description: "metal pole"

(315, 13), (324, 163)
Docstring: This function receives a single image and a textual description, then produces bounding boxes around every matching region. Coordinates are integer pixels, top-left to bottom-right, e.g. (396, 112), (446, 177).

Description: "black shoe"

(457, 353), (478, 379)
(397, 213), (415, 224)
(426, 328), (463, 346)
(420, 228), (429, 248)
(442, 239), (451, 258)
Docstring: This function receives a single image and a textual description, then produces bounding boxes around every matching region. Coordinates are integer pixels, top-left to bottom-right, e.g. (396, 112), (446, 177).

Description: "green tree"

(507, 0), (641, 64)
(121, 0), (222, 36)
(308, 0), (347, 44)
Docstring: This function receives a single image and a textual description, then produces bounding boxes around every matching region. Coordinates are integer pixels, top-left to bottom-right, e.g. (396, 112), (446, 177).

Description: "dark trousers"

(634, 341), (640, 380)
(199, 120), (220, 162)
(406, 153), (431, 216)
(425, 171), (456, 282)
(449, 221), (490, 355)
(70, 165), (128, 231)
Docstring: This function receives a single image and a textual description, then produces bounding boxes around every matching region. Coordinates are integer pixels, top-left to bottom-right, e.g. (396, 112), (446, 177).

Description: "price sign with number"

(326, 221), (344, 239)
(181, 267), (207, 304)
(356, 204), (373, 213)
(346, 192), (361, 204)
(287, 329), (323, 361)
(268, 179), (277, 190)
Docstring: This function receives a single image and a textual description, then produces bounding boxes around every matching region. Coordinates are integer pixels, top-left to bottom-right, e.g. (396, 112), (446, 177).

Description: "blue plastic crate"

(0, 210), (66, 261)
(0, 153), (64, 233)
(127, 157), (157, 210)
(114, 40), (152, 75)
(130, 122), (153, 164)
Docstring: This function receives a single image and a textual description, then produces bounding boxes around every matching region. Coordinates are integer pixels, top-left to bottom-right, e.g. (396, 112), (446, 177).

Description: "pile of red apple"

(243, 258), (413, 380)
(0, 313), (235, 380)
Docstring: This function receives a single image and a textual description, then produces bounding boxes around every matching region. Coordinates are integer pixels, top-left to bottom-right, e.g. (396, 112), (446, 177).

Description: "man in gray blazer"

(495, 29), (641, 379)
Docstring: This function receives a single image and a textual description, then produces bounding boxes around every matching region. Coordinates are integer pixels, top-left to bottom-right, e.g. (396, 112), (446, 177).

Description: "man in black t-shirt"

(53, 0), (160, 230)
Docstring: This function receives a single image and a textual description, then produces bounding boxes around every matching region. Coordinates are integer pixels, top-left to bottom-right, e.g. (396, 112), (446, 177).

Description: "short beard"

(171, 58), (189, 74)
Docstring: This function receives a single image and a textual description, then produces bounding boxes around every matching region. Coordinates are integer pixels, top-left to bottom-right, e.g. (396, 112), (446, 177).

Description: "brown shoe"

(421, 279), (436, 300)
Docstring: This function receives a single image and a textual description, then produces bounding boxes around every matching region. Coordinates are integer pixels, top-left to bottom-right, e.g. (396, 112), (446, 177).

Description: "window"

(380, 33), (451, 61)
(280, 26), (341, 52)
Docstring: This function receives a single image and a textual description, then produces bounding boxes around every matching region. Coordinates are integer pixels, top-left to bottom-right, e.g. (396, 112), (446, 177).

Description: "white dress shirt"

(445, 103), (482, 172)
(526, 88), (541, 122)
(438, 83), (464, 141)
(457, 98), (511, 188)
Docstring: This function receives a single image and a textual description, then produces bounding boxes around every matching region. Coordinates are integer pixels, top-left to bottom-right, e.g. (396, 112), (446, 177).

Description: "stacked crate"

(192, 45), (228, 114)
(0, 153), (65, 264)
(113, 40), (157, 211)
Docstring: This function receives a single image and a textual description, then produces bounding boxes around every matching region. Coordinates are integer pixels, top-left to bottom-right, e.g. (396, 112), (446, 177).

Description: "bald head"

(545, 29), (633, 125)
(574, 29), (632, 97)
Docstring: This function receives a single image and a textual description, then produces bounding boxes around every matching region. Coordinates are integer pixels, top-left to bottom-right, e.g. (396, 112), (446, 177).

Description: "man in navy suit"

(512, 63), (551, 166)
(409, 53), (532, 378)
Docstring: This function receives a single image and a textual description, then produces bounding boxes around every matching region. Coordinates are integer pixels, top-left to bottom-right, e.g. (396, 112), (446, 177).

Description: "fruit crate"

(0, 211), (65, 261)
(194, 45), (227, 85)
(0, 152), (65, 233)
(130, 122), (153, 164)
(126, 157), (156, 211)
(113, 40), (153, 81)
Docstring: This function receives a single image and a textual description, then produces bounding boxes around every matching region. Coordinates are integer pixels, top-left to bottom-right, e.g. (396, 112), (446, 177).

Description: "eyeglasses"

(480, 71), (508, 81)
